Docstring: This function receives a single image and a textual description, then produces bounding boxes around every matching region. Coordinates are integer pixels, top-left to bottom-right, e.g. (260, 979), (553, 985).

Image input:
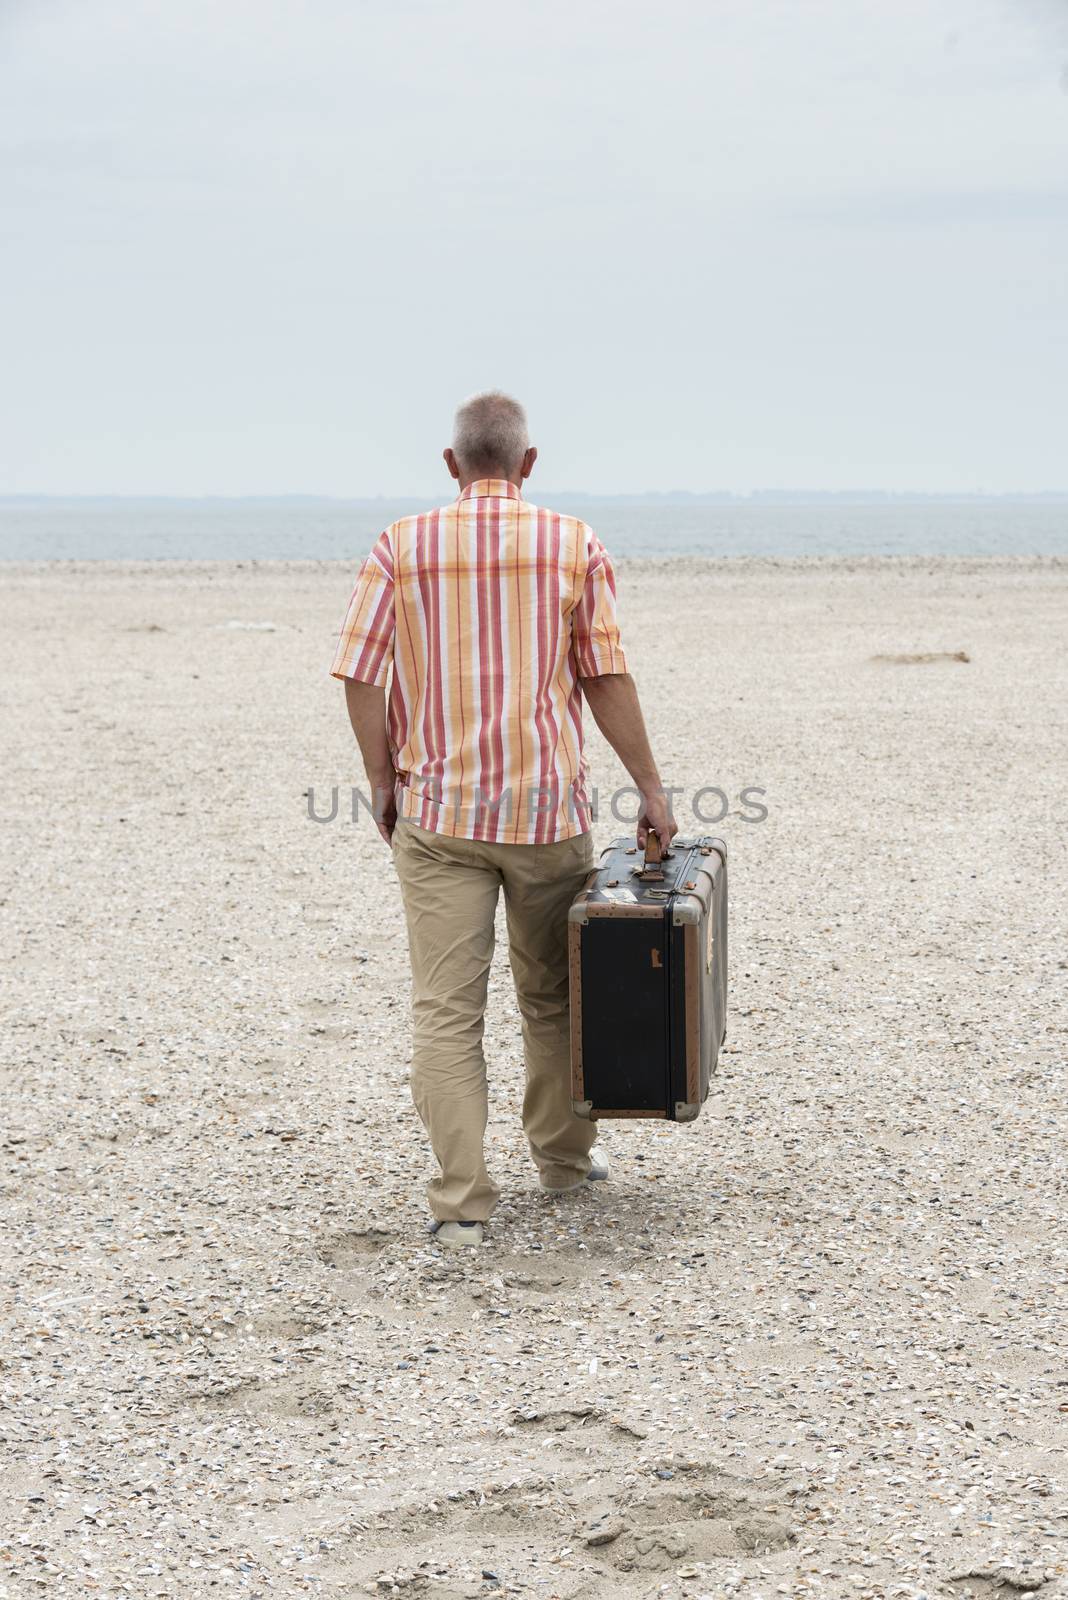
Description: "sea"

(1, 498), (1066, 562)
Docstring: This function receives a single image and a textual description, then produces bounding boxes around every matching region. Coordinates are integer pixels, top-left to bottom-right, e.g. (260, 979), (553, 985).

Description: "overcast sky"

(1, 0), (1066, 495)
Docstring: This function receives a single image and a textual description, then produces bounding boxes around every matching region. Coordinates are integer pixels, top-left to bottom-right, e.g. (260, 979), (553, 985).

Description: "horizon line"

(4, 489), (1068, 505)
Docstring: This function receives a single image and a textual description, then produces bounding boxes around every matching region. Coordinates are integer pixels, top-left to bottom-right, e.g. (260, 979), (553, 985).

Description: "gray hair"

(452, 390), (529, 476)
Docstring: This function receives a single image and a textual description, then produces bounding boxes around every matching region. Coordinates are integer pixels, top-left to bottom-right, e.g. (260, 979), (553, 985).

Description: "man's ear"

(443, 448), (461, 481)
(520, 445), (538, 481)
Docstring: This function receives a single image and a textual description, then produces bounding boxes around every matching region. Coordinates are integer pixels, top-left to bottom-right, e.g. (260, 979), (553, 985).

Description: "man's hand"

(372, 783), (398, 847)
(636, 787), (678, 853)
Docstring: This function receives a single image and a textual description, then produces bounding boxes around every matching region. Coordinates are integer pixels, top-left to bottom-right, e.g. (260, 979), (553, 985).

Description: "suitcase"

(568, 833), (727, 1122)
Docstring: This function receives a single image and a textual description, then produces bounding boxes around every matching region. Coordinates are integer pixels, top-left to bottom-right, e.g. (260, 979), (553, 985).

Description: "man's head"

(444, 390), (537, 488)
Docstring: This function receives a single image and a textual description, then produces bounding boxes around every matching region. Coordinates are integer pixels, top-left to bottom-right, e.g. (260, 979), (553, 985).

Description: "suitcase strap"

(633, 841), (702, 898)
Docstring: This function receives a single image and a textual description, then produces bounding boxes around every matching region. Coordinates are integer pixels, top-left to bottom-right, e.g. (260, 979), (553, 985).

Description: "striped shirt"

(330, 478), (627, 843)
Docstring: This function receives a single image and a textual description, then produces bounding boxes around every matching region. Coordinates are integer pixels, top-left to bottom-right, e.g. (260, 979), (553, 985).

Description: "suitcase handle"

(637, 831), (667, 881)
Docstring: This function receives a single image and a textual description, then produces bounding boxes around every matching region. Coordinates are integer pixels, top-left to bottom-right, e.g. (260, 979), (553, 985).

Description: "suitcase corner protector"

(674, 1100), (700, 1122)
(568, 900), (590, 926)
(573, 1099), (594, 1119)
(671, 896), (702, 926)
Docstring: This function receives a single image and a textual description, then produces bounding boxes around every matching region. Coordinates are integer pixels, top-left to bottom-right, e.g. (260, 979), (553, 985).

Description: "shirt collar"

(458, 478), (522, 502)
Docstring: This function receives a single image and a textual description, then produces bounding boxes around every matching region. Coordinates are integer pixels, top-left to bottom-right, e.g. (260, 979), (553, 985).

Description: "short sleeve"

(571, 533), (627, 677)
(329, 531), (395, 687)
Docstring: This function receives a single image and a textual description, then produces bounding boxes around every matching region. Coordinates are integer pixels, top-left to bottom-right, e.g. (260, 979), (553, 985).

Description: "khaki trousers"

(391, 817), (597, 1221)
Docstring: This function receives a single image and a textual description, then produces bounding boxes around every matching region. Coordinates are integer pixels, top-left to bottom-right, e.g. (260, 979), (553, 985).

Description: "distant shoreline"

(2, 553), (1065, 577)
(3, 496), (1067, 563)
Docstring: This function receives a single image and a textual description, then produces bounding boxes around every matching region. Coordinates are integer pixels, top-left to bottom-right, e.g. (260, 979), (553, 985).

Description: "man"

(331, 392), (675, 1248)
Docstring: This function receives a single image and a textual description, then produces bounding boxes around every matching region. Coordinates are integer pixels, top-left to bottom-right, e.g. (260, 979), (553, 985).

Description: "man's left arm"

(572, 530), (676, 849)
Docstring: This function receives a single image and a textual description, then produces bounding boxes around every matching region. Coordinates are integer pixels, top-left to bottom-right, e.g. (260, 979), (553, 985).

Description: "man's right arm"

(579, 671), (677, 851)
(330, 533), (397, 845)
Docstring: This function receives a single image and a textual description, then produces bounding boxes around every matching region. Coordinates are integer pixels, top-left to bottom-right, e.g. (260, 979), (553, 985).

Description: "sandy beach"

(1, 554), (1066, 1600)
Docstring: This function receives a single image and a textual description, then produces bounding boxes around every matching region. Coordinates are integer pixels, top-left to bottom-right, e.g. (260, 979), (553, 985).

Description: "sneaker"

(587, 1144), (610, 1181)
(539, 1145), (610, 1194)
(432, 1220), (484, 1249)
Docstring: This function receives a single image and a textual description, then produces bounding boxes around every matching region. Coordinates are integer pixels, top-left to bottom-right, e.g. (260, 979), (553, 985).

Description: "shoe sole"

(539, 1171), (609, 1194)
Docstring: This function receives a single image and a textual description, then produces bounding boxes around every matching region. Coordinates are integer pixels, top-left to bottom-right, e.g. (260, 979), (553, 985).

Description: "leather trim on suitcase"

(584, 902), (663, 918)
(568, 919), (585, 1109)
(591, 1109), (668, 1119)
(683, 921), (700, 1104)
